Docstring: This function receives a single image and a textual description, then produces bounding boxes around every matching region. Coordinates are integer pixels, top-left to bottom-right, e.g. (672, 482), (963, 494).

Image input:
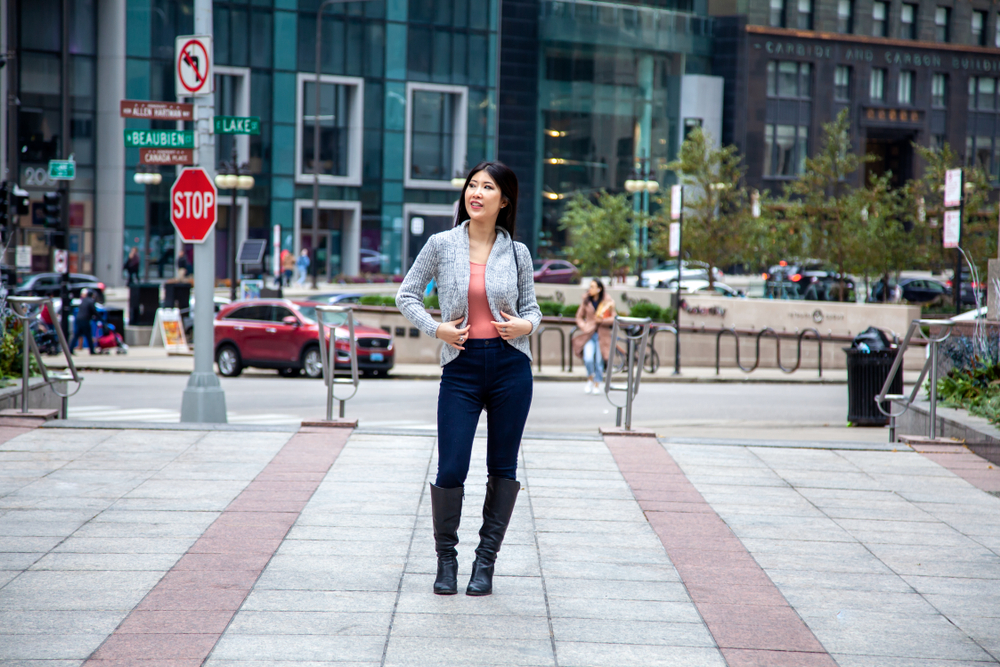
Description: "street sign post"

(213, 116), (261, 135)
(170, 168), (218, 244)
(140, 148), (194, 166)
(48, 160), (75, 181)
(175, 35), (213, 97)
(120, 100), (194, 121)
(124, 129), (194, 148)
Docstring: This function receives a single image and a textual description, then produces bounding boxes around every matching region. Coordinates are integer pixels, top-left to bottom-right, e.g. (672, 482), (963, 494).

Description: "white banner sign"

(53, 249), (68, 274)
(670, 184), (682, 220)
(15, 245), (31, 270)
(669, 222), (681, 257)
(943, 210), (961, 248)
(944, 168), (962, 208)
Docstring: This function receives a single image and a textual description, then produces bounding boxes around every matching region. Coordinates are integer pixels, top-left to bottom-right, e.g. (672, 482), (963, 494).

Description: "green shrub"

(0, 314), (39, 379)
(627, 302), (662, 322)
(359, 295), (397, 307)
(562, 303), (580, 318)
(423, 295), (440, 310)
(538, 301), (564, 317)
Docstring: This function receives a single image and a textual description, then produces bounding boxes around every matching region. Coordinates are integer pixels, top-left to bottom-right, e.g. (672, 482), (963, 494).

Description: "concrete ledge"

(301, 419), (359, 428)
(599, 426), (658, 437)
(892, 399), (1000, 466)
(0, 378), (68, 413)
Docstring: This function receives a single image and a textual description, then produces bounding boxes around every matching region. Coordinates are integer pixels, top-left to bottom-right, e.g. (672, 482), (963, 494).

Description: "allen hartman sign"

(120, 100), (193, 121)
(140, 148), (194, 166)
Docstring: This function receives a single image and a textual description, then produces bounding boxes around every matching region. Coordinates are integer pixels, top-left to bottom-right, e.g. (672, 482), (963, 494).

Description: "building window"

(797, 0), (813, 29)
(979, 77), (996, 111)
(837, 0), (853, 33)
(770, 0), (785, 27)
(935, 7), (950, 42)
(294, 73), (364, 186)
(764, 124), (808, 177)
(767, 61), (812, 98)
(995, 14), (1000, 47)
(404, 82), (468, 189)
(933, 134), (947, 150)
(870, 68), (886, 101)
(835, 66), (851, 101)
(872, 1), (888, 37)
(972, 11), (987, 45)
(900, 4), (917, 39)
(932, 73), (947, 107)
(898, 71), (914, 104)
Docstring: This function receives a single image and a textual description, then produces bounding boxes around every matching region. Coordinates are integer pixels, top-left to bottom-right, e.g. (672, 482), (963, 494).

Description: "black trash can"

(163, 282), (191, 311)
(845, 348), (902, 426)
(129, 283), (160, 326)
(103, 305), (126, 338)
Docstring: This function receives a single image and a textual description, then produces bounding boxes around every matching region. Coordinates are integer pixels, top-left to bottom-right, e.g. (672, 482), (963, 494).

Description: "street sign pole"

(179, 7), (227, 424)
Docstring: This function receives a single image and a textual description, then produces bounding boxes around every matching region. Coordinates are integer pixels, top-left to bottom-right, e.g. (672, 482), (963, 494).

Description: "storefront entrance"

(294, 201), (362, 281)
(865, 129), (917, 189)
(403, 204), (455, 273)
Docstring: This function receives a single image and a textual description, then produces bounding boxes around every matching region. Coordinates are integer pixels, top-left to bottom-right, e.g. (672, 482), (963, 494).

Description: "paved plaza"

(0, 417), (998, 666)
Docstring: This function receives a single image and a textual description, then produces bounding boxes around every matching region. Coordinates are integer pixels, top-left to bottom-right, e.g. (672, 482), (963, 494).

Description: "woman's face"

(465, 170), (505, 226)
(588, 281), (601, 297)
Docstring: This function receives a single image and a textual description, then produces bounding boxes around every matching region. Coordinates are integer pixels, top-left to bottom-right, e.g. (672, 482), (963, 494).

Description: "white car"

(639, 260), (724, 288)
(663, 278), (742, 297)
(951, 306), (986, 321)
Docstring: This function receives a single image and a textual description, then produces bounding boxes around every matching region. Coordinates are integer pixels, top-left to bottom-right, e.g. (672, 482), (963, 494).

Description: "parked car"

(764, 262), (854, 301)
(947, 270), (987, 307)
(640, 260), (723, 288)
(360, 249), (388, 274)
(302, 293), (365, 306)
(532, 259), (580, 284)
(14, 272), (106, 303)
(663, 279), (743, 297)
(868, 277), (950, 305)
(213, 299), (393, 379)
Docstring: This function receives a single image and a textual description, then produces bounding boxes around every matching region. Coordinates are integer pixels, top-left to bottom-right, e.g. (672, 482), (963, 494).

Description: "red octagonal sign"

(170, 167), (217, 243)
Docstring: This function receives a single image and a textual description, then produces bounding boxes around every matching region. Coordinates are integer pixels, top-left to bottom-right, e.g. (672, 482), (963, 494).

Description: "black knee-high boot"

(466, 476), (520, 596)
(430, 483), (463, 595)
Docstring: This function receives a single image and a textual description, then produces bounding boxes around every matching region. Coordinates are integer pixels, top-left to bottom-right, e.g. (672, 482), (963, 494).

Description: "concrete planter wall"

(0, 377), (69, 413)
(891, 399), (1000, 467)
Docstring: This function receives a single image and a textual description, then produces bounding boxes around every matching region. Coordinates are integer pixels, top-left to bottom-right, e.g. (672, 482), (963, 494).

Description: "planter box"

(0, 377), (69, 413)
(892, 399), (1000, 467)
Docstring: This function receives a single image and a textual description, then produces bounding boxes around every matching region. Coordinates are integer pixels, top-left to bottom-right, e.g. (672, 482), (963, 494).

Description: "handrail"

(6, 296), (84, 418)
(715, 326), (824, 377)
(533, 325), (567, 373)
(603, 316), (651, 430)
(316, 305), (360, 420)
(874, 318), (955, 442)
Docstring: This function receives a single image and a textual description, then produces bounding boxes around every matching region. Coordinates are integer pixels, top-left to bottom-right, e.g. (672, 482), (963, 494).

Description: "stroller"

(92, 310), (128, 355)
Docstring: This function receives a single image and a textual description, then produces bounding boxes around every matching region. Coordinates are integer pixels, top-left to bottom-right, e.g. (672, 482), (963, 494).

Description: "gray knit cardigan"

(395, 220), (542, 366)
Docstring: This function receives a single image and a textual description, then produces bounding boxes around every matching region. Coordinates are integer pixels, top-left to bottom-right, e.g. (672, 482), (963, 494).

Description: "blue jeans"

(70, 322), (94, 354)
(583, 333), (603, 383)
(436, 338), (533, 488)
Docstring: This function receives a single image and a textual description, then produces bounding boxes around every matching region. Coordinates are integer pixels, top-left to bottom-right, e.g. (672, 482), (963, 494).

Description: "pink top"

(468, 262), (499, 339)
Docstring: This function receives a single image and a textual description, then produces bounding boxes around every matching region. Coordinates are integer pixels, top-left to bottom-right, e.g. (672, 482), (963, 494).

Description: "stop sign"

(170, 167), (218, 243)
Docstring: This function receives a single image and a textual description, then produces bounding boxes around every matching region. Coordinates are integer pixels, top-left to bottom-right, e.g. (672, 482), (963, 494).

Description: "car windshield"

(532, 260), (546, 271)
(293, 304), (349, 326)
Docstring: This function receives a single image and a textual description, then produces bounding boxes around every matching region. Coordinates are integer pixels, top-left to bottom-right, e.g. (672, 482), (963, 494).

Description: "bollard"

(316, 305), (360, 421)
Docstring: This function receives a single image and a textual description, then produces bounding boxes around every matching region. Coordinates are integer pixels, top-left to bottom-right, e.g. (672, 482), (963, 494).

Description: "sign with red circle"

(175, 36), (213, 97)
(170, 168), (218, 244)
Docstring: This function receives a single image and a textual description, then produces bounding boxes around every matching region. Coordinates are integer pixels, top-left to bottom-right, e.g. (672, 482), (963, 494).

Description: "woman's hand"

(491, 312), (532, 341)
(437, 317), (471, 350)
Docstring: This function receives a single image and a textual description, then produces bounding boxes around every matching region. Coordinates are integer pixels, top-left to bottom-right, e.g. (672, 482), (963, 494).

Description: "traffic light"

(42, 192), (61, 228)
(0, 182), (10, 230)
(12, 186), (29, 216)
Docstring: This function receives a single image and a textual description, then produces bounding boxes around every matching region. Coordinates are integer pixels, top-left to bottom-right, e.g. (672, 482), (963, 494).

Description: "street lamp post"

(215, 147), (254, 302)
(134, 168), (163, 282)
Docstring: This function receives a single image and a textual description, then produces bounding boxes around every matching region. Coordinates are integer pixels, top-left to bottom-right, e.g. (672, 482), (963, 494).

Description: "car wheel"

(216, 344), (243, 377)
(302, 345), (323, 378)
(279, 367), (301, 378)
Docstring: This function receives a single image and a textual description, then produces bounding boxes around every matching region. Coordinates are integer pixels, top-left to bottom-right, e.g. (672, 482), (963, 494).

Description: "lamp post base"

(180, 371), (228, 423)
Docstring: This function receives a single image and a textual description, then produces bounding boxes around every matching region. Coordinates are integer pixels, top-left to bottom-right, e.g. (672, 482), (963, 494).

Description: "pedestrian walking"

(124, 248), (140, 285)
(176, 249), (192, 278)
(396, 161), (541, 597)
(296, 249), (310, 286)
(70, 289), (97, 354)
(281, 249), (295, 287)
(572, 278), (616, 394)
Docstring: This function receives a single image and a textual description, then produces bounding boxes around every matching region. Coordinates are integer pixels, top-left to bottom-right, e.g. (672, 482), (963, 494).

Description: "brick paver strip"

(82, 426), (351, 666)
(910, 442), (1000, 493)
(603, 435), (837, 667)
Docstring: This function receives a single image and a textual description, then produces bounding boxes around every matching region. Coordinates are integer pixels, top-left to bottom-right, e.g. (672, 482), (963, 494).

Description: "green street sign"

(124, 129), (194, 148)
(48, 159), (76, 180)
(214, 116), (261, 135)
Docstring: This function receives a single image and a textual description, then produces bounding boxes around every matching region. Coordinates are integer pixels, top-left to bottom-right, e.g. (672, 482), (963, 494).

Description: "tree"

(653, 127), (753, 287)
(558, 191), (636, 277)
(787, 108), (871, 301)
(852, 172), (914, 302)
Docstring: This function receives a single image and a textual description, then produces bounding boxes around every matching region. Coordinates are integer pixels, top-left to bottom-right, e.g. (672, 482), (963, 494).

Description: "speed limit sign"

(175, 35), (213, 97)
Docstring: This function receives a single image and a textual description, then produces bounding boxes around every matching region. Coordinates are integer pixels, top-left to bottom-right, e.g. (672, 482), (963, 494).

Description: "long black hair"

(455, 161), (519, 238)
(588, 277), (605, 305)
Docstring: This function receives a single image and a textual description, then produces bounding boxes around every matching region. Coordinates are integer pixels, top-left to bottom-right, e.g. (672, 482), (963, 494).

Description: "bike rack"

(715, 327), (824, 377)
(647, 324), (677, 374)
(533, 325), (566, 373)
(6, 296), (83, 418)
(315, 305), (360, 420)
(603, 316), (651, 431)
(567, 326), (579, 373)
(875, 319), (955, 442)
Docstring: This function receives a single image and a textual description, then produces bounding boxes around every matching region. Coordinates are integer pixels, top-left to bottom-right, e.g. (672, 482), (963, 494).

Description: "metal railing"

(6, 296), (83, 418)
(715, 327), (825, 377)
(875, 319), (955, 442)
(647, 324), (677, 373)
(603, 316), (651, 430)
(534, 325), (566, 373)
(316, 305), (359, 420)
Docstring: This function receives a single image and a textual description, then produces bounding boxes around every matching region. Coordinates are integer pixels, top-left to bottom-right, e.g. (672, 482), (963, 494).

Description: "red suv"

(213, 299), (394, 378)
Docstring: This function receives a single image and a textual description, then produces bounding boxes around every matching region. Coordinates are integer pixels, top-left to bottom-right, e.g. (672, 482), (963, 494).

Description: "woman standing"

(572, 279), (616, 394)
(396, 161), (541, 597)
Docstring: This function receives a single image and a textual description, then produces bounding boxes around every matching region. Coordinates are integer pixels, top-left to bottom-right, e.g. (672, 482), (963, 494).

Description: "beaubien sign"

(125, 129), (195, 149)
(213, 116), (261, 135)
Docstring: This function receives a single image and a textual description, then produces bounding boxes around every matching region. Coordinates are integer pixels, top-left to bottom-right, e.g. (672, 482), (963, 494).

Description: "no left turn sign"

(175, 35), (213, 97)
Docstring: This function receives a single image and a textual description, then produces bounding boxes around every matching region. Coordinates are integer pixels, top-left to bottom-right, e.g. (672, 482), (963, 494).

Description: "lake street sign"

(140, 148), (194, 166)
(120, 100), (194, 121)
(124, 129), (194, 149)
(48, 159), (76, 180)
(214, 116), (260, 135)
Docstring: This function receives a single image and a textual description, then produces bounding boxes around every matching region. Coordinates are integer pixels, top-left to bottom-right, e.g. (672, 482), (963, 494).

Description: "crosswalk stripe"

(67, 405), (302, 426)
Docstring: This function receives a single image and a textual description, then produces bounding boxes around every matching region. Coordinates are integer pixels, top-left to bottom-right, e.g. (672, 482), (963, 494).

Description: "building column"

(94, 0), (127, 286)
